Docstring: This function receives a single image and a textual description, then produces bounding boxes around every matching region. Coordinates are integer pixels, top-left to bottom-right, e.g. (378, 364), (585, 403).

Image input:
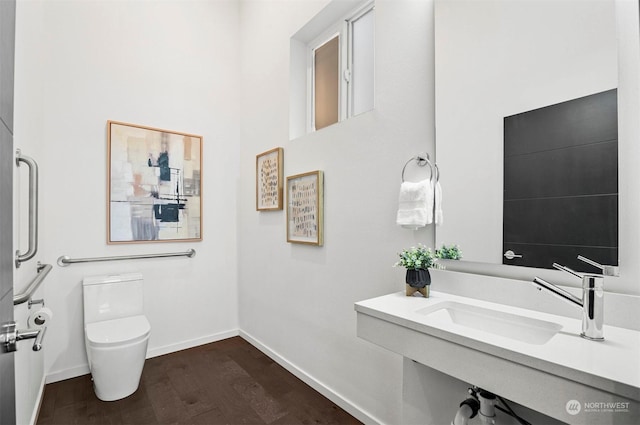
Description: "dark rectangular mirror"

(503, 89), (618, 271)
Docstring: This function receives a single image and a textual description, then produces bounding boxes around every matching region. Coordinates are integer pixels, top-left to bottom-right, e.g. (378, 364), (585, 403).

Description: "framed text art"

(256, 147), (284, 211)
(286, 170), (324, 246)
(107, 120), (203, 243)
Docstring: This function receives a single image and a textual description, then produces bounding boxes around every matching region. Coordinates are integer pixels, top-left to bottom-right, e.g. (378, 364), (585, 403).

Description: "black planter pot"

(405, 268), (431, 288)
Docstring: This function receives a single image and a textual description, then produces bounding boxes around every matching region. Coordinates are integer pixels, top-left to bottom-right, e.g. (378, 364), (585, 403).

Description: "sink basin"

(416, 301), (563, 345)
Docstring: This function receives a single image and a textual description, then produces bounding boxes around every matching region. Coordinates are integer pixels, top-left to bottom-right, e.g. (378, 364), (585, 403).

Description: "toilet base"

(92, 379), (140, 402)
(87, 335), (149, 402)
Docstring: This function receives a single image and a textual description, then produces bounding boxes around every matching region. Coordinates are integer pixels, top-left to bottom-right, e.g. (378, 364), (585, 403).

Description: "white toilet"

(82, 272), (151, 402)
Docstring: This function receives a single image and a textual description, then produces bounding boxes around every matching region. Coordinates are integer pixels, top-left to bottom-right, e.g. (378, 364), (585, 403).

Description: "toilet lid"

(86, 315), (151, 347)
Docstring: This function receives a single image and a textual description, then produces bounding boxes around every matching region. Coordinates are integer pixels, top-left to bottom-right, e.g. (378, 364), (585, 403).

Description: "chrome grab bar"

(15, 149), (39, 268)
(13, 262), (52, 306)
(57, 249), (196, 267)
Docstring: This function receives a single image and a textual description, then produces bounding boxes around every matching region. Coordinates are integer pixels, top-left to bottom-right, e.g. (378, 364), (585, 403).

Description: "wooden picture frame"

(256, 147), (284, 211)
(107, 120), (202, 243)
(286, 170), (324, 246)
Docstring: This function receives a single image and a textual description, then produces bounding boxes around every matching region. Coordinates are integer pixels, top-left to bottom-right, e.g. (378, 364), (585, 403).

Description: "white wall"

(237, 1), (436, 423)
(14, 0), (242, 399)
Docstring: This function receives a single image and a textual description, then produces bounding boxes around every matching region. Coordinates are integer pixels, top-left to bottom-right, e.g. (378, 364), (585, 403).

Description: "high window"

(290, 1), (375, 138)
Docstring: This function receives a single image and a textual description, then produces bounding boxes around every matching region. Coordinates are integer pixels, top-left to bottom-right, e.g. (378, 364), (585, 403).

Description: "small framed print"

(286, 170), (324, 246)
(256, 147), (284, 211)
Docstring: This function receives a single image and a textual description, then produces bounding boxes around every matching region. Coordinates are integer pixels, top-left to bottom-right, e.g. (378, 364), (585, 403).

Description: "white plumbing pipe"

(478, 390), (497, 425)
(451, 403), (475, 425)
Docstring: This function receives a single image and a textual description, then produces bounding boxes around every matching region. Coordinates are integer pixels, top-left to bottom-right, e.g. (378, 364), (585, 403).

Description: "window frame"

(346, 2), (375, 118)
(306, 1), (375, 133)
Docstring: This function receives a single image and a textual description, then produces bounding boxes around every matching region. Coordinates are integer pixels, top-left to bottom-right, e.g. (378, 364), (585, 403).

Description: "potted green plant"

(435, 244), (463, 260)
(394, 244), (438, 297)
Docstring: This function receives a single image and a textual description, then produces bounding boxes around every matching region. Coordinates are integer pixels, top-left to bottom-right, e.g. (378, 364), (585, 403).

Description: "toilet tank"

(83, 273), (144, 325)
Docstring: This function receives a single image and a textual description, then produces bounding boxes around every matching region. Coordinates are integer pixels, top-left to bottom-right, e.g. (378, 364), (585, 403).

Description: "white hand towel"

(396, 179), (433, 229)
(434, 180), (443, 226)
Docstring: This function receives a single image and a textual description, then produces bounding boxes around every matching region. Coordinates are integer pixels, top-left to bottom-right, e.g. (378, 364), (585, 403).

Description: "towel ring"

(401, 154), (434, 182)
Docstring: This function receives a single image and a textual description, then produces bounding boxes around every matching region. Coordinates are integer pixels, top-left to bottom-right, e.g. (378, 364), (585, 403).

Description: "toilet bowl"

(82, 273), (151, 401)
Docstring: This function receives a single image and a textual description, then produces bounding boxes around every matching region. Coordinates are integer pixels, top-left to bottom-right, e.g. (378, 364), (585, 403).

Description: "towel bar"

(402, 154), (433, 182)
(401, 153), (440, 183)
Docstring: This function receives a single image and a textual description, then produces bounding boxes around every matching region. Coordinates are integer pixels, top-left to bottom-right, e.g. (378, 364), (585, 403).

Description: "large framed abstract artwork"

(286, 170), (324, 246)
(107, 121), (202, 243)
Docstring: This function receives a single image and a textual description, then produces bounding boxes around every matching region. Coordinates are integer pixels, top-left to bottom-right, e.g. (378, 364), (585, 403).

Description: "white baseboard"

(146, 329), (239, 359)
(45, 329), (239, 384)
(239, 330), (381, 425)
(45, 364), (90, 384)
(29, 374), (46, 425)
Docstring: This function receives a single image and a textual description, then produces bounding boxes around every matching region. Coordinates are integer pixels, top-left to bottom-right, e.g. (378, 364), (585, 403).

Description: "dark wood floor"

(36, 337), (361, 425)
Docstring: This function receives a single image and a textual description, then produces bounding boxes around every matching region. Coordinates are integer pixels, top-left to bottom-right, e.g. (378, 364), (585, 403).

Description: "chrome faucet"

(532, 256), (609, 341)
